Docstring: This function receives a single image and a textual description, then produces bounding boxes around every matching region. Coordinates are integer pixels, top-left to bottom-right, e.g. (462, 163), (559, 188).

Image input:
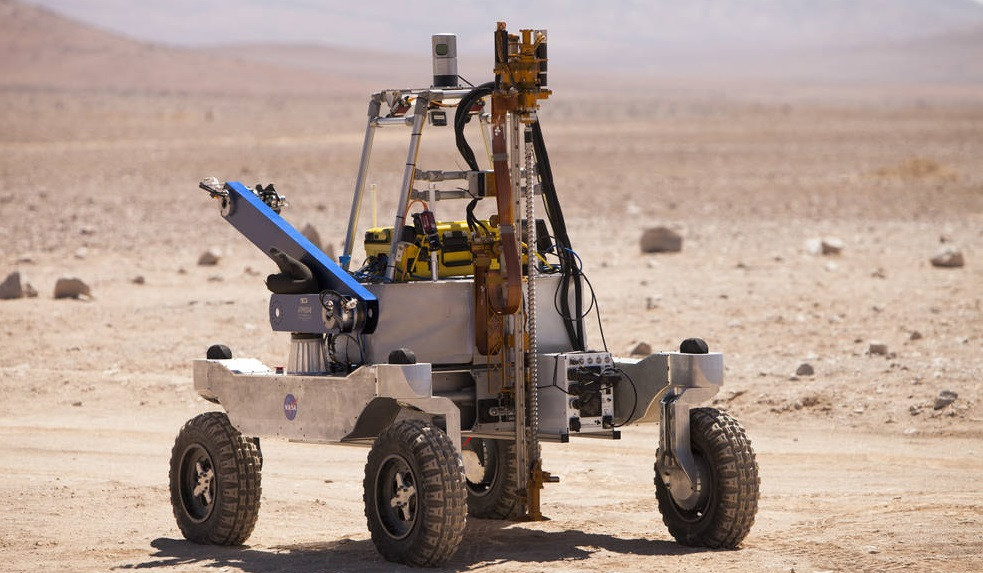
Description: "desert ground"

(2, 4), (983, 572)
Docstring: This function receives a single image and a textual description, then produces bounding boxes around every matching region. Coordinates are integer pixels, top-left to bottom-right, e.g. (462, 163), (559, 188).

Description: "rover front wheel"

(655, 407), (759, 548)
(169, 412), (262, 545)
(364, 419), (467, 566)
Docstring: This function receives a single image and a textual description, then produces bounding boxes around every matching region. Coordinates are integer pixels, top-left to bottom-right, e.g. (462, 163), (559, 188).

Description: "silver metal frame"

(657, 352), (723, 510)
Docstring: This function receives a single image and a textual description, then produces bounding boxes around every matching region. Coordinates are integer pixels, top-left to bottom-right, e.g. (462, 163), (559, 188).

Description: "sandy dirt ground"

(1, 83), (982, 573)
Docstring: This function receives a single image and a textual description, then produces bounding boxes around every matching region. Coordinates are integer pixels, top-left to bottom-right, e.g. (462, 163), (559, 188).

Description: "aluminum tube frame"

(384, 93), (433, 281)
(371, 116), (415, 127)
(342, 96), (382, 270)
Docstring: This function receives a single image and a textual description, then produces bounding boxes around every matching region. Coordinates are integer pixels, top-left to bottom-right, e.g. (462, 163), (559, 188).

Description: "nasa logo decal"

(283, 394), (298, 421)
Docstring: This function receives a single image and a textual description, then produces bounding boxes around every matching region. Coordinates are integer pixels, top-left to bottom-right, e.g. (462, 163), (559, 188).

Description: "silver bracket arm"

(656, 352), (723, 511)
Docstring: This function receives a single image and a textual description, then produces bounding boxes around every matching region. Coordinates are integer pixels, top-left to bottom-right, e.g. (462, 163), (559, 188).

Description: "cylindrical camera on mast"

(431, 33), (458, 88)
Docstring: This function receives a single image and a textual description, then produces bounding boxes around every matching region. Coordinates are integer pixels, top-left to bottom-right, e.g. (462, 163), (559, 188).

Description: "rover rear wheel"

(655, 407), (759, 548)
(462, 438), (523, 519)
(169, 412), (262, 545)
(364, 419), (467, 566)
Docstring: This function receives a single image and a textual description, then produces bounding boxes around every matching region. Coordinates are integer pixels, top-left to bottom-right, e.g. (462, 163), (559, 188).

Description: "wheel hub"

(376, 454), (418, 539)
(390, 471), (417, 521)
(193, 461), (215, 504)
(180, 445), (216, 523)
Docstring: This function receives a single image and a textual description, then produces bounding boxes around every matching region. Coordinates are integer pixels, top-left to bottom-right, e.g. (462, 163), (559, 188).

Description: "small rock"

(805, 237), (844, 256)
(23, 282), (38, 298)
(131, 276), (145, 285)
(640, 227), (683, 253)
(795, 363), (815, 376)
(301, 223), (322, 252)
(863, 545), (879, 554)
(909, 330), (923, 341)
(903, 427), (919, 436)
(71, 401), (82, 407)
(16, 254), (35, 264)
(909, 405), (922, 416)
(821, 237), (844, 255)
(930, 248), (964, 268)
(197, 248), (222, 266)
(934, 390), (958, 410)
(0, 271), (25, 299)
(868, 341), (889, 356)
(629, 342), (652, 356)
(800, 395), (820, 408)
(73, 247), (88, 260)
(53, 277), (92, 299)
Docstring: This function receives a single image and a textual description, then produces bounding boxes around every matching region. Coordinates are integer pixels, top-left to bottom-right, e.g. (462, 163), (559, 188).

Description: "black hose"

(531, 120), (585, 351)
(454, 82), (495, 171)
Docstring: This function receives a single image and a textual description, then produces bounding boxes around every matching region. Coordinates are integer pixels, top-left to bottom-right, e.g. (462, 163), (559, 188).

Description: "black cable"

(581, 272), (608, 352)
(465, 197), (489, 236)
(454, 81), (494, 171)
(612, 367), (638, 428)
(531, 119), (585, 351)
(327, 333), (364, 369)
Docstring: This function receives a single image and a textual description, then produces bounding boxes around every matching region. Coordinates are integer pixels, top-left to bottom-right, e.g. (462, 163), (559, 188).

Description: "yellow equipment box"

(364, 220), (502, 280)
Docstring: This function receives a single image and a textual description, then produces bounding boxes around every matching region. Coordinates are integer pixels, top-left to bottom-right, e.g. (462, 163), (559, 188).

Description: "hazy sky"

(19, 0), (983, 70)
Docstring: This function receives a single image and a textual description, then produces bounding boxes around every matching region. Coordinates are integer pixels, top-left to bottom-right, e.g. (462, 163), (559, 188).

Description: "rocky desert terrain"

(1, 1), (981, 572)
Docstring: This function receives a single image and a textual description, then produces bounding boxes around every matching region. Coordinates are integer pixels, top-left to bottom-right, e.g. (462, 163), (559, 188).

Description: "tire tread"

(656, 407), (759, 548)
(169, 412), (262, 546)
(364, 419), (467, 566)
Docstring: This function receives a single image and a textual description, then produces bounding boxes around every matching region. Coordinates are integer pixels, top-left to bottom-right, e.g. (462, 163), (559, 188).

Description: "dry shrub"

(872, 157), (957, 181)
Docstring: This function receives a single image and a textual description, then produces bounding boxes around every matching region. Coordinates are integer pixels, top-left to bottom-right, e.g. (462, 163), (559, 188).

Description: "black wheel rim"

(464, 439), (499, 497)
(179, 444), (216, 523)
(375, 453), (418, 540)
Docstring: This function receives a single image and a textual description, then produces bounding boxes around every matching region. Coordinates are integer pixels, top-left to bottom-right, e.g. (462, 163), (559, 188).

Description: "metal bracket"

(656, 352), (723, 510)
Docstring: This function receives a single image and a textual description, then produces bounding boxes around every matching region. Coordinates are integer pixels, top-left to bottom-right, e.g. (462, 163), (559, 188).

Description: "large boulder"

(0, 272), (24, 299)
(805, 237), (844, 256)
(640, 226), (682, 253)
(197, 248), (221, 266)
(53, 277), (92, 299)
(930, 248), (964, 268)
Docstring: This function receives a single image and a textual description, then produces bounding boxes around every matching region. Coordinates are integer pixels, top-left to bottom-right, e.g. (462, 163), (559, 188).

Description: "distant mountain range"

(4, 0), (983, 93)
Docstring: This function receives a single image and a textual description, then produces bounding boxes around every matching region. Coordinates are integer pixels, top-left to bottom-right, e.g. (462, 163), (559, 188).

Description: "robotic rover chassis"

(169, 23), (760, 567)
